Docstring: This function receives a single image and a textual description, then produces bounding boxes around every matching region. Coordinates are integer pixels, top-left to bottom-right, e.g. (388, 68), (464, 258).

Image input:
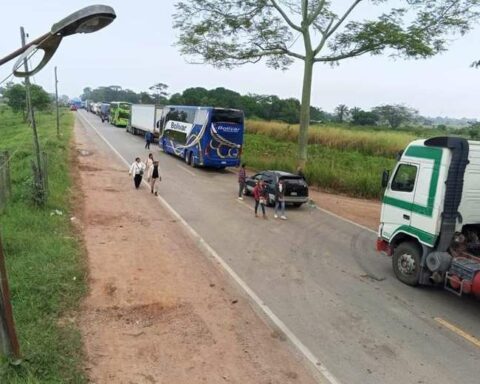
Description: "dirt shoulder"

(310, 189), (380, 231)
(74, 120), (318, 384)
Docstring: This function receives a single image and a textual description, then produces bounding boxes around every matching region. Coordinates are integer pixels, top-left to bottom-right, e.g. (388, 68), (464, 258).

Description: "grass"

(243, 119), (429, 198)
(0, 107), (87, 383)
(246, 119), (419, 157)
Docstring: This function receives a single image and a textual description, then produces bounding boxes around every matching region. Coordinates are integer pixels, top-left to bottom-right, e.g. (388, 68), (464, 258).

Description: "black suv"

(245, 170), (309, 207)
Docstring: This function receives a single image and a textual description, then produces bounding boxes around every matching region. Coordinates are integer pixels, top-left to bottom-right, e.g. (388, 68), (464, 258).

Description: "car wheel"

(392, 242), (421, 286)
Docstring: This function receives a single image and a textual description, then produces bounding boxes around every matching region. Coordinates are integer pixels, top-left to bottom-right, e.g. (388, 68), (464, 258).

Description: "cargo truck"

(377, 137), (480, 298)
(126, 104), (162, 137)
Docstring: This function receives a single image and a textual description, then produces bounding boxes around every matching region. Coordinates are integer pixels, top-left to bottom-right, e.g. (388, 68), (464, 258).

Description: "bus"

(158, 106), (244, 168)
(110, 102), (131, 127)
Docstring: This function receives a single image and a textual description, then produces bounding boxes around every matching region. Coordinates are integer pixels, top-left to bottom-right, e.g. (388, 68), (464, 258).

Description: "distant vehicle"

(158, 106), (244, 169)
(91, 102), (101, 115)
(377, 137), (480, 298)
(127, 104), (163, 137)
(244, 171), (309, 207)
(110, 101), (131, 127)
(100, 103), (110, 123)
(70, 98), (82, 109)
(70, 104), (78, 111)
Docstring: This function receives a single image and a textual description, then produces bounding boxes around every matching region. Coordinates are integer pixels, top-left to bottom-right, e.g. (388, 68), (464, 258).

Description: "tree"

(351, 108), (379, 126)
(174, 0), (480, 169)
(149, 83), (169, 104)
(3, 82), (51, 120)
(335, 104), (349, 123)
(372, 104), (418, 128)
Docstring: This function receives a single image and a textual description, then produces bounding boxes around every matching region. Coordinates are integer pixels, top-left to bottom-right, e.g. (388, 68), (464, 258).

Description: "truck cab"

(377, 137), (480, 297)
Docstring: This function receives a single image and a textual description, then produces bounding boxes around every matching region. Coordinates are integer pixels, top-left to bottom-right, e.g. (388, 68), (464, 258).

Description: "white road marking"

(316, 206), (377, 234)
(77, 111), (341, 384)
(177, 164), (196, 177)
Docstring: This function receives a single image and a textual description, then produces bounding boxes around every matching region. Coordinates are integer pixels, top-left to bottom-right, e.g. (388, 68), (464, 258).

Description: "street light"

(0, 6), (115, 360)
(0, 4), (116, 77)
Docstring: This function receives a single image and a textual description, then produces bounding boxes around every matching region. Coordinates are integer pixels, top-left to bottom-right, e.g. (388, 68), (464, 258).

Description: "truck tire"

(392, 242), (421, 286)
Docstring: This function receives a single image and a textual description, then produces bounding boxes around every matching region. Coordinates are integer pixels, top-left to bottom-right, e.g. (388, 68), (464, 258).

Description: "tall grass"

(246, 119), (418, 157)
(0, 108), (87, 383)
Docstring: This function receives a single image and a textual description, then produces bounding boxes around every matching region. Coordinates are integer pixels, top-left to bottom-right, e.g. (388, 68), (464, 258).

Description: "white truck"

(126, 104), (163, 137)
(377, 137), (480, 298)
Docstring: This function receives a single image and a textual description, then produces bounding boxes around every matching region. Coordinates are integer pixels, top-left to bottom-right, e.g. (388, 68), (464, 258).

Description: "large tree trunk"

(297, 56), (314, 170)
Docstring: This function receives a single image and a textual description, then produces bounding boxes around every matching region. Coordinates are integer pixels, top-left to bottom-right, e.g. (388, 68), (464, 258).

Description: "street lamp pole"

(20, 26), (45, 204)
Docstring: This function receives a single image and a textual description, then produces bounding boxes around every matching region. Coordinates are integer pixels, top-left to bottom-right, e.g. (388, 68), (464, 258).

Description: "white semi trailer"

(126, 104), (163, 138)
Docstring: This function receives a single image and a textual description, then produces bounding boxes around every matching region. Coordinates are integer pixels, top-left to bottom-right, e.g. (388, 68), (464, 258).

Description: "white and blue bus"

(158, 106), (244, 168)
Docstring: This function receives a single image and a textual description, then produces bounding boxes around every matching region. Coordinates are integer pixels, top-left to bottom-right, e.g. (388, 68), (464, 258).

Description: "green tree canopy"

(174, 0), (480, 168)
(3, 82), (51, 116)
(372, 104), (418, 128)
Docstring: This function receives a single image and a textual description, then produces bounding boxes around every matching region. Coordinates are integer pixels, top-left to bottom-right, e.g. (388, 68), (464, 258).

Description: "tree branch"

(269, 0), (303, 32)
(326, 0), (363, 38)
(313, 17), (335, 55)
(307, 0), (327, 26)
(315, 47), (374, 62)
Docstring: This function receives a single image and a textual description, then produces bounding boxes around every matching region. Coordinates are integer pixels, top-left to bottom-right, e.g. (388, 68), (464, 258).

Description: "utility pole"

(0, 233), (21, 360)
(54, 66), (60, 138)
(21, 26), (45, 205)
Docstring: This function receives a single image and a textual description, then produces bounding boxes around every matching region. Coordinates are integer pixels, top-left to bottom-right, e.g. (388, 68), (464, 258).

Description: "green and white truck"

(377, 137), (480, 298)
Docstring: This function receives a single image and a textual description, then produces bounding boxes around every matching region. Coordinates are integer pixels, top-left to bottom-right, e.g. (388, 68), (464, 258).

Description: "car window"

(391, 164), (417, 192)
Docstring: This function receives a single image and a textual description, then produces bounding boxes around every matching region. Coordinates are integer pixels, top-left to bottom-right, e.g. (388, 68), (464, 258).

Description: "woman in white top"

(129, 157), (146, 189)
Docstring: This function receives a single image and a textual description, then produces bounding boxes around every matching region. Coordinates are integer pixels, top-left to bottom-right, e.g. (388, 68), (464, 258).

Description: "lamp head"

(51, 5), (116, 36)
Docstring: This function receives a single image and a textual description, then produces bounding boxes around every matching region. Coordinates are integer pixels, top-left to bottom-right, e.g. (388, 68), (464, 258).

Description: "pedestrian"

(129, 157), (146, 189)
(145, 131), (153, 149)
(253, 180), (267, 219)
(145, 153), (154, 176)
(237, 163), (247, 200)
(147, 160), (161, 195)
(274, 176), (287, 220)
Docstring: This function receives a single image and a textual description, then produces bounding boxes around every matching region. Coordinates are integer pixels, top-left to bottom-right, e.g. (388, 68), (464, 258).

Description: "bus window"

(211, 109), (243, 124)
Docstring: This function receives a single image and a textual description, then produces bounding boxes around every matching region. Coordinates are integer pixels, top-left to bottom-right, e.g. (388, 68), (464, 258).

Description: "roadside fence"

(0, 151), (11, 213)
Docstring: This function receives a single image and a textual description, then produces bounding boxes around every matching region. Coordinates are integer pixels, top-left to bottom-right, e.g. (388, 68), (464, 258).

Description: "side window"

(391, 164), (418, 192)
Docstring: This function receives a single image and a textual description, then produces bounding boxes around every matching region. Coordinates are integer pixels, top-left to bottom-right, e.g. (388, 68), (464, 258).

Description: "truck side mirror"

(381, 169), (390, 188)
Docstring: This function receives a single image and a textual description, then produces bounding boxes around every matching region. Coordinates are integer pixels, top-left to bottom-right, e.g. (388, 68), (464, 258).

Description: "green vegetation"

(0, 107), (86, 383)
(243, 119), (442, 199)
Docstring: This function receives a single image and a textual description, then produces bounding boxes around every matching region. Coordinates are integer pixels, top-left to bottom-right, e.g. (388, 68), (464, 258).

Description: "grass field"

(0, 107), (86, 383)
(244, 120), (425, 198)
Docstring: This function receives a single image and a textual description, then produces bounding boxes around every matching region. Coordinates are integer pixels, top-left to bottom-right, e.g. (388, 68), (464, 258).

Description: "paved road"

(77, 111), (480, 384)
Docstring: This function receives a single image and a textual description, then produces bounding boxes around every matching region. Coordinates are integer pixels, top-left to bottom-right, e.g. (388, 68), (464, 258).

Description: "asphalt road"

(77, 110), (480, 384)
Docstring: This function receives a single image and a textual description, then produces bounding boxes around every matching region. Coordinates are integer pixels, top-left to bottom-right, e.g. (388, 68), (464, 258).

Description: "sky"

(1, 0), (480, 118)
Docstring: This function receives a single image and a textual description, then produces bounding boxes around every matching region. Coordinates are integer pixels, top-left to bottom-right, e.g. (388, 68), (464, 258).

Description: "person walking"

(274, 176), (287, 220)
(145, 131), (153, 149)
(147, 160), (161, 195)
(145, 153), (154, 176)
(253, 180), (267, 219)
(129, 157), (146, 189)
(237, 163), (247, 200)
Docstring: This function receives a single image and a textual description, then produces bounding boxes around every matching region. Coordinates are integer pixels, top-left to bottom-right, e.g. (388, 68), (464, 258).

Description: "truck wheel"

(392, 242), (421, 286)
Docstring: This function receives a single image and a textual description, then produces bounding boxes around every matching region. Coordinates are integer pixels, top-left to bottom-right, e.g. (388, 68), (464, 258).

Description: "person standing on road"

(147, 160), (161, 195)
(238, 163), (247, 200)
(145, 131), (153, 149)
(253, 180), (267, 219)
(129, 157), (146, 189)
(274, 176), (287, 220)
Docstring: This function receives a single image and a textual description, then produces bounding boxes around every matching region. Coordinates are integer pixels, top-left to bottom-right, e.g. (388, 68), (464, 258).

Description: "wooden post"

(0, 232), (21, 360)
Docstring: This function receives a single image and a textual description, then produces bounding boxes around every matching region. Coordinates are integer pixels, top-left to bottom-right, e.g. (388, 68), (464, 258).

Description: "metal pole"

(54, 66), (60, 138)
(21, 27), (44, 203)
(0, 232), (21, 360)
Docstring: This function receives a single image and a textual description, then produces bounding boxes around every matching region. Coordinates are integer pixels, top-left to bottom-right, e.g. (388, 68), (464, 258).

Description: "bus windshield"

(211, 109), (243, 125)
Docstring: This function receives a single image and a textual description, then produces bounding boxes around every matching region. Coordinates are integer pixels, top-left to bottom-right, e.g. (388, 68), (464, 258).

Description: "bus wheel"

(185, 152), (191, 165)
(392, 242), (421, 286)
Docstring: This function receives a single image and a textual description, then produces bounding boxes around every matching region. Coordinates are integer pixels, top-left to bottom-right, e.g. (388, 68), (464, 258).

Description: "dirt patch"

(311, 189), (380, 231)
(75, 119), (317, 384)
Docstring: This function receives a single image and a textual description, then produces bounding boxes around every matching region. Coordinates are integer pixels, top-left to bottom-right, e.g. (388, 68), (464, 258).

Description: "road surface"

(77, 110), (480, 384)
